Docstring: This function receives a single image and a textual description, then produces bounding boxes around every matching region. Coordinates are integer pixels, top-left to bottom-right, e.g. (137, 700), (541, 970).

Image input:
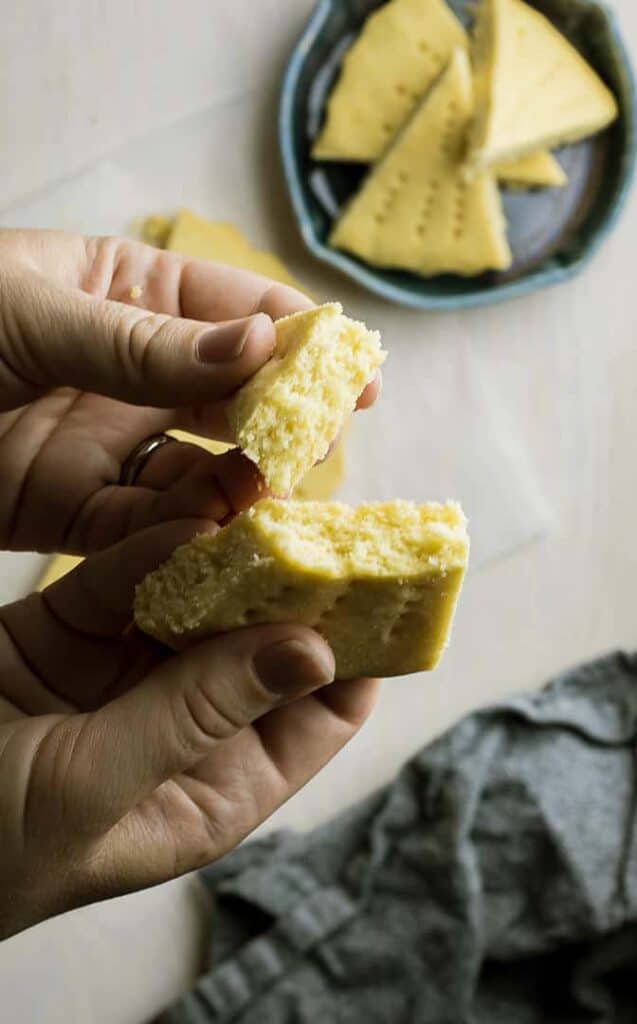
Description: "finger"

(65, 444), (266, 554)
(6, 231), (315, 323)
(83, 235), (314, 323)
(0, 607), (76, 717)
(191, 677), (380, 817)
(175, 400), (235, 443)
(1, 520), (215, 711)
(0, 593), (159, 712)
(70, 625), (336, 830)
(98, 677), (379, 888)
(46, 518), (218, 637)
(356, 370), (382, 410)
(178, 258), (314, 323)
(132, 443), (267, 518)
(0, 265), (276, 411)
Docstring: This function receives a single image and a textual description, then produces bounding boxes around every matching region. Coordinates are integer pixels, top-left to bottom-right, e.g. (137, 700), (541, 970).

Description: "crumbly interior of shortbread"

(135, 499), (469, 679)
(250, 498), (466, 575)
(227, 304), (385, 494)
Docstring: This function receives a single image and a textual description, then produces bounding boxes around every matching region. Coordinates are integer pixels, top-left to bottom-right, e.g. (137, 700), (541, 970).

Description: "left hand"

(0, 522), (379, 938)
(0, 229), (380, 554)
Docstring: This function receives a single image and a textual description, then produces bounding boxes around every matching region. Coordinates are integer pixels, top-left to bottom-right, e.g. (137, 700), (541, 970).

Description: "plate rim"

(279, 0), (637, 311)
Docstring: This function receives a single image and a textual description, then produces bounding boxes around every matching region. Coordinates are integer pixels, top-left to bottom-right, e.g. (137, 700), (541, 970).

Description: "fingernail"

(254, 639), (335, 696)
(197, 319), (255, 363)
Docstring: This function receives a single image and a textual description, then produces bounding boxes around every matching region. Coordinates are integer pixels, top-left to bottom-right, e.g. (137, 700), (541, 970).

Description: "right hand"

(0, 228), (381, 556)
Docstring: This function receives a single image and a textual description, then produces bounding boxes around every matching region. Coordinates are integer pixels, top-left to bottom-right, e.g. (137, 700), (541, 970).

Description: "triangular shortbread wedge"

(227, 304), (386, 495)
(134, 498), (469, 678)
(468, 0), (617, 170)
(312, 0), (467, 162)
(329, 49), (511, 276)
(496, 150), (567, 188)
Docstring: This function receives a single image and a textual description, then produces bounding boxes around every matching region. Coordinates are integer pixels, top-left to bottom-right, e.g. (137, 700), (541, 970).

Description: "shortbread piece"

(154, 209), (341, 498)
(134, 499), (469, 678)
(312, 0), (467, 162)
(329, 49), (511, 276)
(468, 0), (617, 170)
(496, 150), (567, 189)
(311, 0), (565, 193)
(165, 209), (310, 295)
(169, 429), (347, 502)
(141, 214), (173, 248)
(227, 304), (385, 494)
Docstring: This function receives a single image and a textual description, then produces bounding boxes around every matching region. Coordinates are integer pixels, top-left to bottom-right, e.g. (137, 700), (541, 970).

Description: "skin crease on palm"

(0, 229), (381, 940)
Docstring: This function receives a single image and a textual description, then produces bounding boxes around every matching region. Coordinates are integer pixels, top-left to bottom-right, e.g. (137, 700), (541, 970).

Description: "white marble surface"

(1, 2), (637, 1021)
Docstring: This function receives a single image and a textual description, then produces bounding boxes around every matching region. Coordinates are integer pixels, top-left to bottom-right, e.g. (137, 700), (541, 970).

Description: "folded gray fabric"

(160, 652), (637, 1024)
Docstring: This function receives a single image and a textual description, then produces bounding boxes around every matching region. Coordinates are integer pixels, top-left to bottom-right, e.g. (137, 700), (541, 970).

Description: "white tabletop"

(1, 2), (636, 1021)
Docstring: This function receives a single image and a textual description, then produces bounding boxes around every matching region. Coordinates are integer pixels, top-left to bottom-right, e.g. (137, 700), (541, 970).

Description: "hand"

(0, 521), (379, 939)
(0, 229), (380, 554)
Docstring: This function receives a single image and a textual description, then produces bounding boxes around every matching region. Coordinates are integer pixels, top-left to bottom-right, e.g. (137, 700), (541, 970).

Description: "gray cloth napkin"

(160, 652), (637, 1024)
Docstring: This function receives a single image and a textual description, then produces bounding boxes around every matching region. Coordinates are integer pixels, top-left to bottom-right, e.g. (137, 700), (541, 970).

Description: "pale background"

(0, 1), (636, 1021)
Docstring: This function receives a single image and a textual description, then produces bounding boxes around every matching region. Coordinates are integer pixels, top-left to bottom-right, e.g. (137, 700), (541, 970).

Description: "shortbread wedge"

(496, 150), (567, 189)
(135, 499), (469, 679)
(329, 49), (511, 276)
(312, 0), (467, 162)
(468, 0), (617, 170)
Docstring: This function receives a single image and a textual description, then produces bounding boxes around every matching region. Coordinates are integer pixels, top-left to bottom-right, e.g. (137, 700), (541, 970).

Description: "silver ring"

(119, 433), (174, 486)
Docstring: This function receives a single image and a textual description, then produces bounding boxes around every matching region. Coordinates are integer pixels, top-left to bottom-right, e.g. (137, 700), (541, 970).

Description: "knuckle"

(109, 306), (149, 382)
(171, 660), (257, 759)
(179, 784), (263, 870)
(193, 794), (252, 861)
(20, 717), (92, 846)
(179, 674), (243, 747)
(81, 235), (120, 292)
(73, 835), (130, 908)
(0, 269), (43, 392)
(102, 305), (154, 386)
(120, 311), (181, 387)
(255, 282), (311, 320)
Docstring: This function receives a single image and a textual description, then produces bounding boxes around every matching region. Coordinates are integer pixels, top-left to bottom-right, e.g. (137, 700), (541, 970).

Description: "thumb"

(68, 625), (335, 832)
(0, 264), (275, 410)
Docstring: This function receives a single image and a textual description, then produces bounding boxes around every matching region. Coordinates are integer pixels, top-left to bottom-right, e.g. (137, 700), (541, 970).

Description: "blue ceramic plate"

(279, 0), (636, 310)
